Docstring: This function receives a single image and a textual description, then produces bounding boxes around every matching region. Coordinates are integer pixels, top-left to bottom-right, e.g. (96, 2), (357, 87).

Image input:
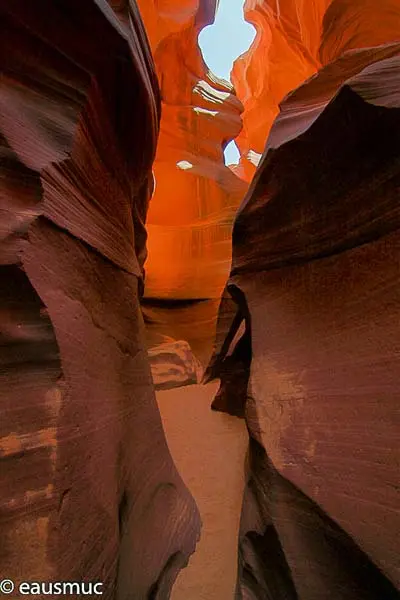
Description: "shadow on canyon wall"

(1, 1), (399, 598)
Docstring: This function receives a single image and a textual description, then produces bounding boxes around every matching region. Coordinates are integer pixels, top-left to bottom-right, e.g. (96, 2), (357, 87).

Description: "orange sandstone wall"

(232, 0), (400, 181)
(138, 0), (247, 300)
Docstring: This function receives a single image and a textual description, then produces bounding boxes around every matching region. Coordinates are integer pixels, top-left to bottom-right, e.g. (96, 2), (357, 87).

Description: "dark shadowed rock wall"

(0, 1), (200, 597)
(208, 38), (400, 600)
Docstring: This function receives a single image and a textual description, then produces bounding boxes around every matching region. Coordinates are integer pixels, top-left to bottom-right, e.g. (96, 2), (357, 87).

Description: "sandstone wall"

(208, 3), (400, 597)
(232, 0), (400, 180)
(137, 0), (247, 301)
(0, 2), (200, 597)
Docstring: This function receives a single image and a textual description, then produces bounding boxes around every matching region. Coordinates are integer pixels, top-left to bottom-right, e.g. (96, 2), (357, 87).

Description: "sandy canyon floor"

(157, 382), (248, 600)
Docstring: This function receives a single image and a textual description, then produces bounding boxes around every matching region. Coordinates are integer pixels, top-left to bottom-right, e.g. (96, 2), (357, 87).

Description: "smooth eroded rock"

(138, 0), (247, 301)
(232, 0), (400, 181)
(149, 339), (204, 391)
(209, 40), (400, 599)
(0, 2), (200, 597)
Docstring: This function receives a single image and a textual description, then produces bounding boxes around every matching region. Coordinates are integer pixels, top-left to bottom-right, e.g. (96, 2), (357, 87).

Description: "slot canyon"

(0, 0), (399, 598)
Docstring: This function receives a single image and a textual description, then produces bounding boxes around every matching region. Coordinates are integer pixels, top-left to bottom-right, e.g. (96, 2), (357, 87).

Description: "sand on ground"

(156, 381), (248, 600)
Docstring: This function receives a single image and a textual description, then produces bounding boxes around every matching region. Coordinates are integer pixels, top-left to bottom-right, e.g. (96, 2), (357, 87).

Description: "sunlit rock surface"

(143, 298), (221, 372)
(232, 0), (400, 180)
(208, 35), (400, 600)
(0, 1), (200, 596)
(149, 339), (203, 390)
(3, 0), (400, 597)
(137, 0), (247, 301)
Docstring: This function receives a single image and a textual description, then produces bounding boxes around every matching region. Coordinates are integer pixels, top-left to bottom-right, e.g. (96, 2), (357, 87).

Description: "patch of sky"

(198, 0), (255, 165)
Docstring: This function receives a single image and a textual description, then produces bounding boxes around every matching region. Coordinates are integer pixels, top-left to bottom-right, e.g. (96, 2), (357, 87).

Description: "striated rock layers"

(148, 339), (203, 391)
(232, 0), (400, 181)
(0, 1), (200, 597)
(137, 0), (247, 302)
(208, 16), (400, 600)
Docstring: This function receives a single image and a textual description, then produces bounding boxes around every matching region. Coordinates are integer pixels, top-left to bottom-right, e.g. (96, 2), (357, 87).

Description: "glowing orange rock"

(138, 0), (247, 300)
(232, 0), (400, 181)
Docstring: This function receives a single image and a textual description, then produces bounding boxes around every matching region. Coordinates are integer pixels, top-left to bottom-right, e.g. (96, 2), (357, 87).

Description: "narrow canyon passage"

(142, 4), (255, 594)
(1, 1), (399, 599)
(157, 383), (248, 600)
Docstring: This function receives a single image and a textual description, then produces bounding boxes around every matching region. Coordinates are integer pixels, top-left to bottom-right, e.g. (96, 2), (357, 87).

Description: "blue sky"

(198, 0), (256, 165)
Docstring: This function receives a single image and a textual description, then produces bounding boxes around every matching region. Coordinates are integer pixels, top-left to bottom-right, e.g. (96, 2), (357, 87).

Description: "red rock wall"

(232, 0), (400, 181)
(0, 1), (200, 596)
(137, 0), (247, 301)
(208, 6), (400, 598)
